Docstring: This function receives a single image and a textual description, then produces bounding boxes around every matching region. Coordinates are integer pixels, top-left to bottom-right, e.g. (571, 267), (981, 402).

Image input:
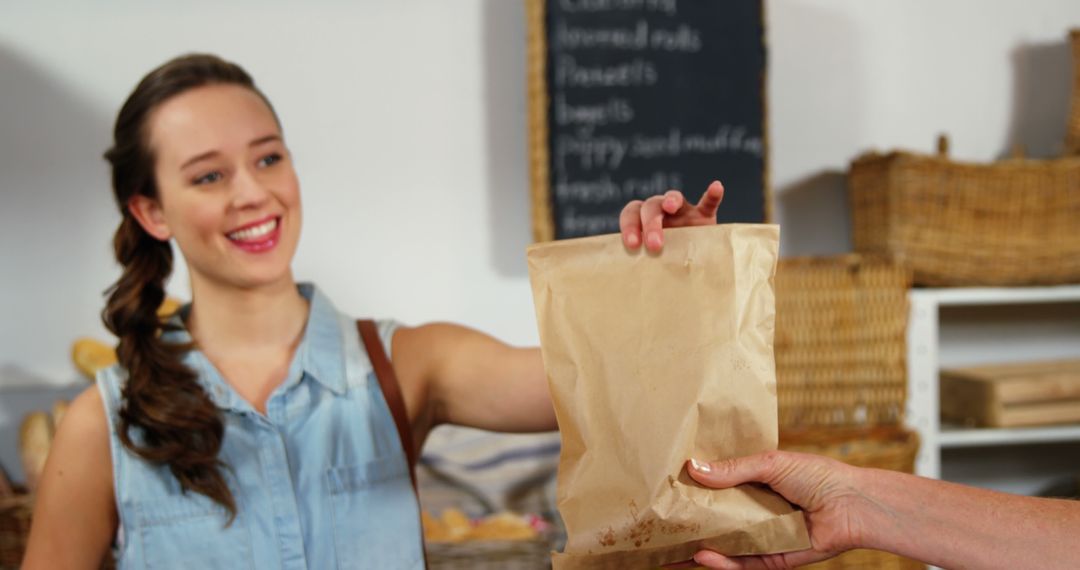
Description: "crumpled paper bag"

(527, 224), (810, 569)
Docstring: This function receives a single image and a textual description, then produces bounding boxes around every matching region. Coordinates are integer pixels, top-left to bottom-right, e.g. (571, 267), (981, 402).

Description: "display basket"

(848, 138), (1080, 286)
(780, 427), (923, 570)
(775, 255), (911, 428)
(0, 492), (32, 570)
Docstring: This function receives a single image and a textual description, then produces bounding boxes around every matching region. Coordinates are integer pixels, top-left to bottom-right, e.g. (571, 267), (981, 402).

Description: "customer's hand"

(685, 451), (868, 569)
(619, 180), (724, 252)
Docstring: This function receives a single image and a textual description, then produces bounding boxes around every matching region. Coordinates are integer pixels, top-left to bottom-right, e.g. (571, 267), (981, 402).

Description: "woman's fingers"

(662, 189), (687, 215)
(691, 550), (738, 569)
(619, 183), (722, 251)
(696, 180), (725, 218)
(619, 200), (644, 249)
(639, 195), (668, 252)
(693, 549), (832, 570)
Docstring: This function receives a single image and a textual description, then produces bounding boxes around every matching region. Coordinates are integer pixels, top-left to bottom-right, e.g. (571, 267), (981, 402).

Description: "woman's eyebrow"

(250, 134), (281, 147)
(178, 135), (281, 170)
(180, 150), (220, 170)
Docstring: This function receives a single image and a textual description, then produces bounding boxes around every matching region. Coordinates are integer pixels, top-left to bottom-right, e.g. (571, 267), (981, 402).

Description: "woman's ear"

(127, 195), (172, 241)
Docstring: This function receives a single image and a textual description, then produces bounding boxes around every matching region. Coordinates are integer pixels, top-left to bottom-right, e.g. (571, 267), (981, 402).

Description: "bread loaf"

(19, 411), (54, 492)
(51, 400), (69, 430)
(71, 337), (117, 381)
(422, 509), (540, 543)
(157, 296), (182, 318)
(70, 298), (182, 381)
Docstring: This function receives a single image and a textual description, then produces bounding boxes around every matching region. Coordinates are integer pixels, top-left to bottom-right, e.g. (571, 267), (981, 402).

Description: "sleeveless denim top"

(95, 283), (425, 569)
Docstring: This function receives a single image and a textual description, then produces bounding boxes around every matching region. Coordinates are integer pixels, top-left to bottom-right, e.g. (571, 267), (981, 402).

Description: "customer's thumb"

(687, 453), (774, 489)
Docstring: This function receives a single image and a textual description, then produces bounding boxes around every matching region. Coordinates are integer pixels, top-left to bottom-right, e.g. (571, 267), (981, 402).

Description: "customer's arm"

(687, 451), (1080, 570)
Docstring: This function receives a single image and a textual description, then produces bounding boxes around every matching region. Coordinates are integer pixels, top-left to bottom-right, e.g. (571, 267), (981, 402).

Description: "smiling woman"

(17, 54), (562, 569)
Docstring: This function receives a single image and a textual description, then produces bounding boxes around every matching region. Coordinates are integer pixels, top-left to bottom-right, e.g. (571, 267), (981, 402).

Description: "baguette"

(19, 411), (54, 492)
(157, 296), (182, 318)
(71, 337), (117, 381)
(69, 297), (183, 381)
(52, 400), (70, 430)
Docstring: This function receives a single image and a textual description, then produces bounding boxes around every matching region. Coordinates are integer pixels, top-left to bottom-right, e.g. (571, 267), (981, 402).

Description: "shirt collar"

(295, 283), (349, 396)
(163, 282), (349, 414)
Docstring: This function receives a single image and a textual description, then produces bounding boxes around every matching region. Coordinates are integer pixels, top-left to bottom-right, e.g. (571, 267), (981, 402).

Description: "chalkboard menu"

(527, 0), (768, 241)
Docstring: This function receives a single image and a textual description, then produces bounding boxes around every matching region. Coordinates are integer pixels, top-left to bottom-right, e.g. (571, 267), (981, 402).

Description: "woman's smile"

(226, 215), (281, 253)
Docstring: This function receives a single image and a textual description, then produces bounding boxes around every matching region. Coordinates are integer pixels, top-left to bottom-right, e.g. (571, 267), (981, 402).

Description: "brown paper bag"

(527, 224), (810, 569)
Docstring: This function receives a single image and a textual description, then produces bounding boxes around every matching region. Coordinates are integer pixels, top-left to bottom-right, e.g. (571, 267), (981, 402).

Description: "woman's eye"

(257, 153), (283, 168)
(193, 171), (223, 185)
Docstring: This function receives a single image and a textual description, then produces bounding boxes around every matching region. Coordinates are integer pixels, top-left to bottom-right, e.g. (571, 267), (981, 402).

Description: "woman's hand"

(685, 451), (869, 569)
(619, 180), (725, 252)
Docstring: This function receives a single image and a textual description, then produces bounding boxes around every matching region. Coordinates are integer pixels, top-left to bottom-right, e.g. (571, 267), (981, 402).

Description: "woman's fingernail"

(647, 232), (662, 249)
(627, 232), (639, 248)
(690, 458), (711, 473)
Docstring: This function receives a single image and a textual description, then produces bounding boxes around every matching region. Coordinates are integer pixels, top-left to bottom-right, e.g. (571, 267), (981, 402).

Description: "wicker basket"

(779, 427), (923, 570)
(1067, 29), (1080, 156)
(779, 427), (918, 477)
(0, 493), (32, 570)
(427, 539), (551, 569)
(775, 255), (911, 428)
(848, 142), (1080, 286)
(774, 257), (922, 569)
(0, 492), (116, 570)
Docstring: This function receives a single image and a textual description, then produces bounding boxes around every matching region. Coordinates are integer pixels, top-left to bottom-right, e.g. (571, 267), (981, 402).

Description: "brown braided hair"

(102, 54), (279, 521)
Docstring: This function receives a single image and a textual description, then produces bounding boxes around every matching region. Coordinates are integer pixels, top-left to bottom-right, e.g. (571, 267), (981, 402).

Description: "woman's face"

(137, 83), (302, 292)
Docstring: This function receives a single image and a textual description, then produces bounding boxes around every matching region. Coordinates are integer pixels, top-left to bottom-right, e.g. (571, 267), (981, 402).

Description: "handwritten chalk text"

(554, 55), (659, 88)
(558, 0), (677, 16)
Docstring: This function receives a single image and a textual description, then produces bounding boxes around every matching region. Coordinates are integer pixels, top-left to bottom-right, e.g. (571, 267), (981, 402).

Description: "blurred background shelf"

(915, 285), (1080, 306)
(939, 423), (1080, 448)
(907, 285), (1080, 494)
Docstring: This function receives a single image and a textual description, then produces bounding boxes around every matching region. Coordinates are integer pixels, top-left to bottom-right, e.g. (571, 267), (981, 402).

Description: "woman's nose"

(230, 166), (270, 209)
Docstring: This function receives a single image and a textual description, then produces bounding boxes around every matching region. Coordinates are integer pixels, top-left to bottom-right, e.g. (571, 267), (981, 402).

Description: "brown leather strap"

(357, 319), (418, 490)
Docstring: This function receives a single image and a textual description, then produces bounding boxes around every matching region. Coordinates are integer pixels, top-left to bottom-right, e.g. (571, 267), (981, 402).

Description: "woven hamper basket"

(848, 144), (1080, 286)
(1067, 29), (1080, 155)
(774, 256), (922, 569)
(775, 255), (911, 428)
(0, 491), (116, 569)
(779, 427), (923, 570)
(0, 493), (32, 570)
(427, 539), (551, 569)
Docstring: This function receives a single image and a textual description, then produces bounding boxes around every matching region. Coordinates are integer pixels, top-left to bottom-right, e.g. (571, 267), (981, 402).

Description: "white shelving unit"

(939, 424), (1080, 448)
(907, 285), (1080, 481)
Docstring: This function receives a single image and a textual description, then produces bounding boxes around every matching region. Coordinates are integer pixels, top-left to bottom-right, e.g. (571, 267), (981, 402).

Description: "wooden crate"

(941, 359), (1080, 427)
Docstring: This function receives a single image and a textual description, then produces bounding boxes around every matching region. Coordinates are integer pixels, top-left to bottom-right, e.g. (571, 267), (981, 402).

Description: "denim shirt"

(96, 283), (425, 569)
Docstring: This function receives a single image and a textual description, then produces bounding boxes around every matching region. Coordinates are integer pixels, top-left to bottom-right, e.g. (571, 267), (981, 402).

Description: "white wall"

(2, 0), (1080, 385)
(770, 0), (1080, 255)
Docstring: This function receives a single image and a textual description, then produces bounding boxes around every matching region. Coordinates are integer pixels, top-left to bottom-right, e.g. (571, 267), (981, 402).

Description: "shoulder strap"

(356, 319), (418, 490)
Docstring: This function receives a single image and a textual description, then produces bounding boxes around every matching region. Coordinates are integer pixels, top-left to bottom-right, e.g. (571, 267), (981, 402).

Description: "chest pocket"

(327, 457), (424, 569)
(132, 492), (253, 570)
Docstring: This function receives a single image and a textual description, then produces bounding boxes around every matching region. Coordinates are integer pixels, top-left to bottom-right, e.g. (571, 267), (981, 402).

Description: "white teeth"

(228, 218), (277, 241)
